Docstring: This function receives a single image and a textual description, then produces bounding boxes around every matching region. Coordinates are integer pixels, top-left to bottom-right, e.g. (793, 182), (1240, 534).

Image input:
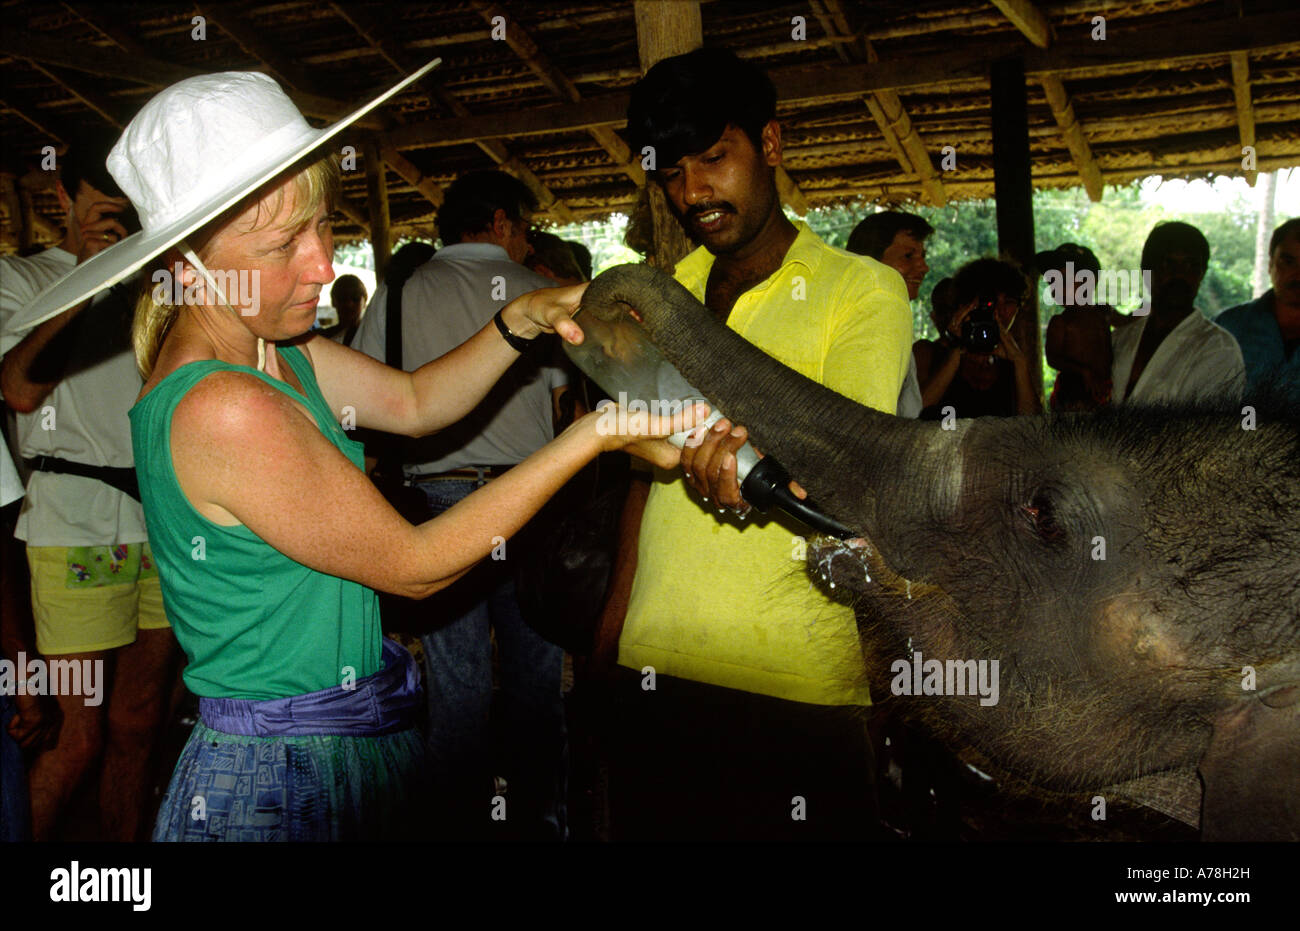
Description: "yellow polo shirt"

(618, 222), (912, 705)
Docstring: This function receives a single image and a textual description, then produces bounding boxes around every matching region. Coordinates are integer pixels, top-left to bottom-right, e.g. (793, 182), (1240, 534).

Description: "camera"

(960, 294), (1001, 354)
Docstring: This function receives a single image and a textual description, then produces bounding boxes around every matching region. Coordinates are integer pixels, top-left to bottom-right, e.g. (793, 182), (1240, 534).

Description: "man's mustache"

(685, 202), (736, 222)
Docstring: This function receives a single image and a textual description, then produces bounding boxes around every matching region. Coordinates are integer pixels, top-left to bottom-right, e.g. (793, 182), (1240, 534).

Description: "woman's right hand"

(946, 299), (976, 346)
(579, 399), (711, 468)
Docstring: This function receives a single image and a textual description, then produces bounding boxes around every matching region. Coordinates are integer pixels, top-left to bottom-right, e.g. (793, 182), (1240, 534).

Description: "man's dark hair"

(59, 130), (126, 201)
(1270, 217), (1300, 256)
(952, 258), (1028, 308)
(435, 171), (538, 245)
(626, 48), (777, 170)
(1141, 221), (1210, 273)
(385, 241), (435, 287)
(930, 277), (959, 333)
(569, 241), (593, 281)
(846, 212), (934, 259)
(330, 274), (366, 306)
(526, 230), (584, 281)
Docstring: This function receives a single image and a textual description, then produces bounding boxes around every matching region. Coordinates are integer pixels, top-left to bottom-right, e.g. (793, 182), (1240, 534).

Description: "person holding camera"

(915, 258), (1042, 418)
(0, 134), (180, 841)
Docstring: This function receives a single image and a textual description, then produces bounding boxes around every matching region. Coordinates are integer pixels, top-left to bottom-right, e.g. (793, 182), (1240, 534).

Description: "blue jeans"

(416, 479), (567, 841)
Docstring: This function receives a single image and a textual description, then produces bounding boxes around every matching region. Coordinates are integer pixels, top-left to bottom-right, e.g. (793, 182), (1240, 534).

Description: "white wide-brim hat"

(19, 58), (440, 328)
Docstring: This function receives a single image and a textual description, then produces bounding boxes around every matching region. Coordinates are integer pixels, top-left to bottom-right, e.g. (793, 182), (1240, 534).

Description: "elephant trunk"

(579, 264), (964, 561)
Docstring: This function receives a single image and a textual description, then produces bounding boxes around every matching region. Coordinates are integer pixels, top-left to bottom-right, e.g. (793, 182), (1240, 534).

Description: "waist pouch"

(198, 639), (421, 737)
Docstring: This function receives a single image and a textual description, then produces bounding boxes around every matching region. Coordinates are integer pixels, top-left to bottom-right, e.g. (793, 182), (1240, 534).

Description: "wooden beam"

(0, 85), (79, 144)
(380, 11), (1300, 151)
(329, 0), (575, 222)
(334, 193), (371, 236)
(1229, 51), (1257, 186)
(0, 32), (385, 128)
(809, 1), (945, 206)
(196, 2), (320, 92)
(990, 0), (1053, 49)
(63, 2), (153, 60)
(377, 145), (444, 209)
(363, 139), (390, 278)
(473, 1), (644, 186)
(1039, 74), (1104, 201)
(29, 63), (128, 128)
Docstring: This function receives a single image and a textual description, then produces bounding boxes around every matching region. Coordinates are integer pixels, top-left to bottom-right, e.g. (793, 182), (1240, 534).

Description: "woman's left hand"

(501, 282), (589, 344)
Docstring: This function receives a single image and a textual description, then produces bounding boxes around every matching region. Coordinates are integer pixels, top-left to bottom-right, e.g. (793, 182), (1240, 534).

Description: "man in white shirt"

(1111, 222), (1244, 405)
(0, 138), (178, 841)
(351, 171), (569, 840)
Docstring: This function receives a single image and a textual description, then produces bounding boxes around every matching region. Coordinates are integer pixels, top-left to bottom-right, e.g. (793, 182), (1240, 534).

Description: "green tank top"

(128, 344), (382, 699)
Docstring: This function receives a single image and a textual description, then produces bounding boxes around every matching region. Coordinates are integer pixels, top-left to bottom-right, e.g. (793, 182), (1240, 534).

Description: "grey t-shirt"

(350, 242), (568, 473)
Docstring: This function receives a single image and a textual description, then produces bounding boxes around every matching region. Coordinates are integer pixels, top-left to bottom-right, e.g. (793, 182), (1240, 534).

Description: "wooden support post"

(363, 139), (391, 279)
(633, 0), (701, 273)
(990, 57), (1042, 401)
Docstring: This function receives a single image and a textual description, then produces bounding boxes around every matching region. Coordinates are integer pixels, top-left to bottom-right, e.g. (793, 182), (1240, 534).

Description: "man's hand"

(679, 418), (808, 514)
(681, 417), (749, 509)
(7, 694), (60, 752)
(74, 196), (131, 264)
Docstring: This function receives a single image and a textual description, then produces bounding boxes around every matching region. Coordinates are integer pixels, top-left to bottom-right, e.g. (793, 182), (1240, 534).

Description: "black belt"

(28, 456), (140, 502)
(407, 465), (514, 483)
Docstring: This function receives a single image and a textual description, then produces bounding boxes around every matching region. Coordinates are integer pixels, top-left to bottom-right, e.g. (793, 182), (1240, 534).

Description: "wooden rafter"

(1039, 74), (1104, 201)
(810, 0), (945, 206)
(328, 1), (574, 224)
(1229, 51), (1257, 187)
(63, 2), (153, 60)
(990, 0), (1052, 49)
(29, 62), (128, 128)
(198, 2), (447, 220)
(334, 193), (372, 236)
(196, 3), (320, 93)
(991, 0), (1104, 201)
(0, 32), (385, 129)
(471, 1), (645, 187)
(0, 80), (79, 145)
(377, 10), (1300, 152)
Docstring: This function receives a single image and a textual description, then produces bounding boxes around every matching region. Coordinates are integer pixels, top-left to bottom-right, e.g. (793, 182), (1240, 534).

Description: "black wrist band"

(493, 309), (534, 353)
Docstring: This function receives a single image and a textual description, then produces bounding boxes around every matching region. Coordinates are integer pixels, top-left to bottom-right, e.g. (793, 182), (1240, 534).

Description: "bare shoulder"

(172, 369), (312, 449)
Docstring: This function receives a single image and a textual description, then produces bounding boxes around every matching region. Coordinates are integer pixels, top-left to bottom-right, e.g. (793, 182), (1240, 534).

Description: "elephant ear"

(1199, 684), (1300, 841)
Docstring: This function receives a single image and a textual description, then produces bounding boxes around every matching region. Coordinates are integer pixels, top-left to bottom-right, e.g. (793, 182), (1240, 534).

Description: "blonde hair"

(132, 154), (341, 377)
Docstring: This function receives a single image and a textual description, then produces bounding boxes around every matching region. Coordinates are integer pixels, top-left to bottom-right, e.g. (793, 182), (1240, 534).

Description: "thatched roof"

(2, 0), (1298, 251)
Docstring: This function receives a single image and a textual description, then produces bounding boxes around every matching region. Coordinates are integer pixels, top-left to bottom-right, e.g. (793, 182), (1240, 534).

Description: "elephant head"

(580, 264), (1300, 840)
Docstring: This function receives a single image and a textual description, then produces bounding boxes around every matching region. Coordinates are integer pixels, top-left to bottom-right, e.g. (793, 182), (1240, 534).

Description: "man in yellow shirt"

(598, 49), (912, 840)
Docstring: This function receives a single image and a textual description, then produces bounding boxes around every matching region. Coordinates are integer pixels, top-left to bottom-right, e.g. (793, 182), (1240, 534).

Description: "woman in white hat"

(22, 62), (703, 841)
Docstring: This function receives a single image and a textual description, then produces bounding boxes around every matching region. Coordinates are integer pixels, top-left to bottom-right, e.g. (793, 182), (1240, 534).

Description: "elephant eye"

(1022, 489), (1066, 542)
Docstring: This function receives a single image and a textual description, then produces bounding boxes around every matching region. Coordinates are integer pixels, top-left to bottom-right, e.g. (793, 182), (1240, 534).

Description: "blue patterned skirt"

(153, 640), (432, 842)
